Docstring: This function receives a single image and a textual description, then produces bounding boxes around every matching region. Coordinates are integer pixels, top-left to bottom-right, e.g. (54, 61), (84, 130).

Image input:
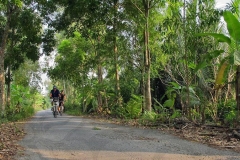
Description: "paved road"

(16, 109), (240, 160)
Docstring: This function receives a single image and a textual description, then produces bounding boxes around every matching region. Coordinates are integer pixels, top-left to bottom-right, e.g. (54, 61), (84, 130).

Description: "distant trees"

(0, 0), (54, 118)
(1, 0), (239, 125)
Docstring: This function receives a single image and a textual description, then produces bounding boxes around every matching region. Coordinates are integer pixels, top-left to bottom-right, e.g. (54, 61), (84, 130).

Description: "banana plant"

(196, 11), (240, 119)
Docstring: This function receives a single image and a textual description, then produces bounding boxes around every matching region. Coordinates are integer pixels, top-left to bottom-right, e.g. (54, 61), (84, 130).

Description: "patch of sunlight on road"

(28, 149), (239, 160)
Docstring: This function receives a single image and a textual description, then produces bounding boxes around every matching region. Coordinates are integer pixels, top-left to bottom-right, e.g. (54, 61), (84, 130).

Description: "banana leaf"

(215, 60), (228, 89)
(223, 11), (240, 43)
(195, 33), (231, 45)
(234, 51), (240, 65)
(194, 50), (224, 71)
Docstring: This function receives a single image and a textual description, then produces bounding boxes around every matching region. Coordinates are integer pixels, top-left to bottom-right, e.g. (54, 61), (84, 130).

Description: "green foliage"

(125, 94), (142, 119)
(0, 0), (22, 6)
(139, 111), (158, 125)
(225, 110), (236, 125)
(10, 106), (35, 121)
(64, 102), (83, 116)
(163, 99), (175, 108)
(215, 60), (229, 88)
(4, 1), (46, 79)
(48, 31), (90, 84)
(12, 59), (42, 90)
(195, 10), (240, 123)
(10, 84), (31, 105)
(217, 99), (237, 125)
(195, 33), (231, 45)
(223, 11), (240, 43)
(120, 78), (139, 103)
(42, 97), (51, 110)
(41, 0), (238, 127)
(170, 109), (181, 119)
(110, 93), (142, 119)
(153, 99), (182, 124)
(92, 127), (101, 130)
(196, 11), (240, 67)
(194, 50), (224, 71)
(6, 84), (44, 121)
(65, 110), (83, 116)
(112, 106), (127, 119)
(163, 82), (200, 108)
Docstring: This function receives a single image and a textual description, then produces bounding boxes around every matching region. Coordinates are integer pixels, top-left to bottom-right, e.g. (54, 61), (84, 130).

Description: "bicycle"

(52, 97), (59, 118)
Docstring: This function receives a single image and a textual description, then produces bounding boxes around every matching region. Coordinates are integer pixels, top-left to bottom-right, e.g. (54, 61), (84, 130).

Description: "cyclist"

(50, 86), (61, 112)
(59, 90), (66, 112)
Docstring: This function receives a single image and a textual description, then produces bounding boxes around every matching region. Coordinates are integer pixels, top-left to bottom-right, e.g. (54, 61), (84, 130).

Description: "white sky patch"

(215, 0), (231, 9)
(39, 50), (56, 95)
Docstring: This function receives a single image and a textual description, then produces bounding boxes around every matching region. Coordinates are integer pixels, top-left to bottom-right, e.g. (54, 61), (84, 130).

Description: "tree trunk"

(141, 71), (145, 113)
(6, 27), (15, 109)
(182, 0), (190, 117)
(0, 50), (5, 116)
(113, 0), (121, 106)
(143, 0), (151, 111)
(97, 64), (103, 111)
(0, 7), (11, 116)
(236, 65), (240, 122)
(6, 65), (11, 108)
(96, 34), (104, 112)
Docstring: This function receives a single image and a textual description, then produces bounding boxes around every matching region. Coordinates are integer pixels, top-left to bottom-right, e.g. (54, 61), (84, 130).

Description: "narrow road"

(16, 109), (240, 160)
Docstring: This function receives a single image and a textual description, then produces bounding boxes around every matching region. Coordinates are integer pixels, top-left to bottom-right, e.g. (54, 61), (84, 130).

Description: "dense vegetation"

(0, 0), (240, 127)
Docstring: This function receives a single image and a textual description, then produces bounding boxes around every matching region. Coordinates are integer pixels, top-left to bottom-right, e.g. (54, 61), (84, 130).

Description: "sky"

(215, 0), (231, 9)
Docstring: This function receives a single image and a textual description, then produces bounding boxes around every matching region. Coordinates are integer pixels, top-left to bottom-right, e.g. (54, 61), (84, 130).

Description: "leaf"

(234, 51), (240, 65)
(188, 63), (196, 69)
(215, 60), (229, 88)
(195, 61), (208, 71)
(195, 33), (231, 45)
(223, 11), (240, 42)
(163, 99), (175, 108)
(189, 86), (196, 94)
(18, 97), (23, 103)
(195, 50), (224, 71)
(208, 50), (225, 58)
(169, 82), (181, 89)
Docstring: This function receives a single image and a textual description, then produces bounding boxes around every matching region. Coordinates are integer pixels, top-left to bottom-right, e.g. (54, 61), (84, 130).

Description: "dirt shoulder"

(0, 122), (26, 160)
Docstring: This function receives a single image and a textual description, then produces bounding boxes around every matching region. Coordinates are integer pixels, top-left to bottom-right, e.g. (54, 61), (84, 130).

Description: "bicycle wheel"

(54, 106), (57, 118)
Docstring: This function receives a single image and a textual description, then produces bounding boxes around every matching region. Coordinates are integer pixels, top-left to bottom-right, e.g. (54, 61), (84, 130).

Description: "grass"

(92, 127), (101, 130)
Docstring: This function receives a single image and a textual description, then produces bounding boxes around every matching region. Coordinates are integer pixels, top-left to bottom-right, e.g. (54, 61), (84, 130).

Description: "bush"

(224, 110), (236, 126)
(7, 106), (35, 121)
(139, 111), (158, 125)
(125, 95), (142, 119)
(64, 102), (83, 116)
(111, 106), (127, 119)
(217, 99), (236, 125)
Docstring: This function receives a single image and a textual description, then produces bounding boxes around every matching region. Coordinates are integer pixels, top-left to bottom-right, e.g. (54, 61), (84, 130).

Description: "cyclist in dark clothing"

(50, 86), (61, 110)
(50, 86), (60, 99)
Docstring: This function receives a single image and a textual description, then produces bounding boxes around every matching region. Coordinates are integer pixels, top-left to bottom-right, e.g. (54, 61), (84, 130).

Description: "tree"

(123, 0), (166, 112)
(157, 0), (223, 122)
(0, 0), (56, 116)
(4, 1), (44, 107)
(48, 32), (92, 111)
(48, 0), (129, 111)
(0, 0), (22, 116)
(197, 11), (240, 122)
